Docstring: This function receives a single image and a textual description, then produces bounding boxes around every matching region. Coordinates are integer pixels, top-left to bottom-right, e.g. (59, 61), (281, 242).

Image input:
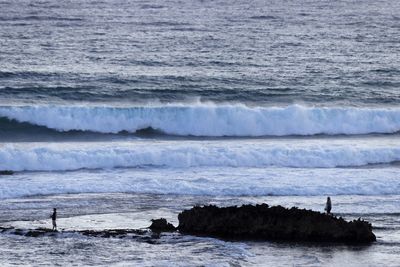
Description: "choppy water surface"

(1, 0), (399, 105)
(1, 0), (400, 266)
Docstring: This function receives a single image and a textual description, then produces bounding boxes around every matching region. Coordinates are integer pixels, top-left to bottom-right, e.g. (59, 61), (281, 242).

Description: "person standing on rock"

(325, 197), (332, 215)
(50, 208), (57, 231)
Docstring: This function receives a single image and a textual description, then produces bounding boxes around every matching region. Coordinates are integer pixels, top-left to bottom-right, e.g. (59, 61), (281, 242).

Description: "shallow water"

(1, 193), (399, 266)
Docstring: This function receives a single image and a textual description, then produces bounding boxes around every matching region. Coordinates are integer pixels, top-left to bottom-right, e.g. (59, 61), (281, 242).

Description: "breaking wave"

(1, 141), (399, 171)
(0, 104), (400, 137)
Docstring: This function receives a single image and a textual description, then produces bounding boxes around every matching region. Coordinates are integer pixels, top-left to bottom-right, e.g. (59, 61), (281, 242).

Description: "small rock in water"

(149, 218), (176, 232)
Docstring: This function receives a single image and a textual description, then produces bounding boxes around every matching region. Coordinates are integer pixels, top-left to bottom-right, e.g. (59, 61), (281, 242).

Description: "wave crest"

(1, 141), (399, 171)
(0, 104), (400, 136)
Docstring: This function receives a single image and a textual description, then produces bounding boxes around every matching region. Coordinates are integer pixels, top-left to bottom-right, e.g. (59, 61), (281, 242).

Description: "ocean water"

(0, 0), (400, 266)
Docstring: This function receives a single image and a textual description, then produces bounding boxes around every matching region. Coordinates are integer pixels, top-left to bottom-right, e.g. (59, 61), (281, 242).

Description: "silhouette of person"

(325, 197), (332, 215)
(50, 208), (57, 231)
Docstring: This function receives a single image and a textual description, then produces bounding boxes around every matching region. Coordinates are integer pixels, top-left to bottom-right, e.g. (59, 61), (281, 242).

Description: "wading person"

(325, 197), (332, 215)
(50, 208), (57, 231)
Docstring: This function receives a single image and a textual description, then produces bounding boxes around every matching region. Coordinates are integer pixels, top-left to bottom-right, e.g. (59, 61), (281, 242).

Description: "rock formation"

(177, 204), (376, 243)
(0, 204), (376, 244)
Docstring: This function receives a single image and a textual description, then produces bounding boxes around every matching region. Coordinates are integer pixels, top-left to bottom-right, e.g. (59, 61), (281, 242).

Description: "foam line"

(1, 167), (400, 199)
(1, 140), (399, 171)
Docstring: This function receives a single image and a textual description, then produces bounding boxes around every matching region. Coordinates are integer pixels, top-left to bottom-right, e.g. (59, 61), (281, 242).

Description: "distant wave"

(1, 141), (399, 171)
(0, 104), (400, 137)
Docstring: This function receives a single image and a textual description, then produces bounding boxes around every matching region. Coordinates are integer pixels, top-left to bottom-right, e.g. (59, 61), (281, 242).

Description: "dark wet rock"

(0, 226), (150, 240)
(80, 229), (147, 238)
(177, 204), (376, 244)
(149, 218), (176, 232)
(0, 170), (14, 175)
(25, 228), (58, 237)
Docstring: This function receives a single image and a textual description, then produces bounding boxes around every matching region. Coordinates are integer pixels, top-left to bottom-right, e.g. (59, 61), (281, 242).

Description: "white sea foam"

(0, 167), (399, 199)
(0, 139), (399, 171)
(1, 104), (400, 136)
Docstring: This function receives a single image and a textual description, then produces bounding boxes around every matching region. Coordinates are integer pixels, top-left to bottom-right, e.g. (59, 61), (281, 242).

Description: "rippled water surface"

(1, 0), (399, 105)
(1, 0), (400, 266)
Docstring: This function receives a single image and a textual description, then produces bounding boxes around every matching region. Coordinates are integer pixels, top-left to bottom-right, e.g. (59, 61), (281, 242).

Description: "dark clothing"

(51, 210), (57, 230)
(325, 205), (331, 214)
(325, 198), (332, 214)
